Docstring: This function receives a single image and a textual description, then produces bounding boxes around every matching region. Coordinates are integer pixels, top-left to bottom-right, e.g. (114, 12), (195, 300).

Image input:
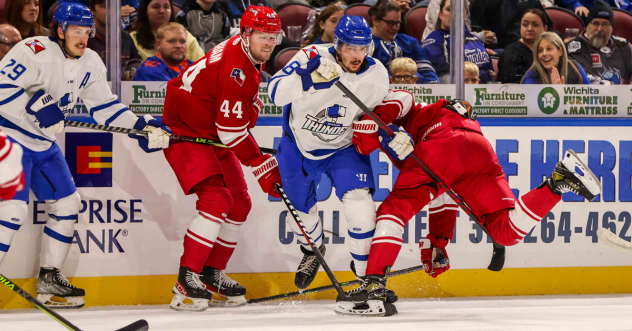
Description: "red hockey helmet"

(240, 6), (282, 35)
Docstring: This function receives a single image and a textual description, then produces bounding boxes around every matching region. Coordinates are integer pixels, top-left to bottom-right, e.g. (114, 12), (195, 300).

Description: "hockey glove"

(378, 125), (414, 161)
(129, 115), (172, 153)
(295, 55), (341, 91)
(248, 95), (263, 129)
(250, 154), (282, 199)
(352, 116), (380, 155)
(25, 90), (65, 133)
(420, 234), (450, 278)
(0, 135), (24, 200)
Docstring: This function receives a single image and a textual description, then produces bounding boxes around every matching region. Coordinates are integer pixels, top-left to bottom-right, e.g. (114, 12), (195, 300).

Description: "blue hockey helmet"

(334, 15), (374, 56)
(53, 3), (95, 37)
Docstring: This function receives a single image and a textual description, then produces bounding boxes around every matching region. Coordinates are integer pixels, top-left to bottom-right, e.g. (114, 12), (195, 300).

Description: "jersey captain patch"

(230, 68), (246, 86)
(25, 40), (45, 54)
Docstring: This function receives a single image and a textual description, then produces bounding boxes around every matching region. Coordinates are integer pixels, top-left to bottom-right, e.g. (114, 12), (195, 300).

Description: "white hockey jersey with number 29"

(268, 45), (389, 160)
(0, 37), (139, 151)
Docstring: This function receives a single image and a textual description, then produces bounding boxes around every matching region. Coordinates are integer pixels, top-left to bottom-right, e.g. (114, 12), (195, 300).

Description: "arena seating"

(344, 3), (371, 25)
(273, 47), (300, 73)
(405, 5), (427, 43)
(544, 7), (585, 35)
(613, 9), (632, 42)
(276, 3), (315, 37)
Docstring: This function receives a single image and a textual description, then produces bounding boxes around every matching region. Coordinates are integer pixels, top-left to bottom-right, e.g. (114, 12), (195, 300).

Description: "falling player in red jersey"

(0, 129), (24, 201)
(336, 93), (602, 317)
(162, 6), (283, 311)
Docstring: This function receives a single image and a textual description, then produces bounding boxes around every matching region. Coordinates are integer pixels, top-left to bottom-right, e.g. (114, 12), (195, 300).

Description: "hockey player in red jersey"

(0, 129), (24, 201)
(336, 92), (602, 317)
(162, 6), (283, 311)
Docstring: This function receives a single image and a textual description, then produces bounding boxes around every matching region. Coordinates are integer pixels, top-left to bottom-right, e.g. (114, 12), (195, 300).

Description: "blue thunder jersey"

(422, 29), (494, 83)
(372, 34), (439, 84)
(0, 37), (139, 152)
(268, 44), (390, 160)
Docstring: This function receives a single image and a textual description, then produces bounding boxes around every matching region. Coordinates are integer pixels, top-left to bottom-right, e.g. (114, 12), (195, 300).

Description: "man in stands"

(176, 0), (231, 53)
(568, 0), (632, 84)
(134, 23), (193, 81)
(0, 24), (22, 61)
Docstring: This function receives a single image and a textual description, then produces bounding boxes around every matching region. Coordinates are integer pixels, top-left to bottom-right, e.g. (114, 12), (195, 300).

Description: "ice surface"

(1, 295), (631, 331)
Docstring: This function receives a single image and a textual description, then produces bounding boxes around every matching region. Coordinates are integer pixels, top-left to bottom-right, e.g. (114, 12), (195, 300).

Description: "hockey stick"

(275, 183), (346, 296)
(0, 273), (149, 331)
(64, 120), (277, 155)
(597, 228), (632, 254)
(335, 81), (506, 272)
(247, 264), (425, 304)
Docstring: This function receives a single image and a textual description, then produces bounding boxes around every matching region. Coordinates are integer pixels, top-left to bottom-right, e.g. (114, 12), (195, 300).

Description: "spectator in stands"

(217, 0), (300, 73)
(370, 0), (439, 83)
(498, 8), (547, 83)
(560, 0), (631, 18)
(422, 0), (496, 47)
(268, 0), (309, 10)
(470, 0), (552, 49)
(88, 0), (142, 81)
(0, 25), (21, 61)
(388, 57), (418, 84)
(131, 0), (205, 61)
(134, 23), (193, 80)
(423, 0), (494, 83)
(6, 0), (49, 39)
(464, 61), (480, 83)
(522, 31), (590, 83)
(59, 0), (139, 29)
(176, 0), (231, 52)
(568, 0), (632, 84)
(365, 0), (413, 16)
(304, 4), (343, 45)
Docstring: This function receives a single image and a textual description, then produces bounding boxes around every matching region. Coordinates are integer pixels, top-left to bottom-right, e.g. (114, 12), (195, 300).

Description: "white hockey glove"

(129, 115), (172, 153)
(314, 57), (342, 82)
(378, 125), (414, 161)
(296, 55), (342, 90)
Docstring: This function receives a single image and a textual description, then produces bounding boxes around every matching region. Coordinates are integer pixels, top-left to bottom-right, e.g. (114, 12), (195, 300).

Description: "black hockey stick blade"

(248, 264), (426, 304)
(488, 242), (506, 272)
(114, 319), (149, 331)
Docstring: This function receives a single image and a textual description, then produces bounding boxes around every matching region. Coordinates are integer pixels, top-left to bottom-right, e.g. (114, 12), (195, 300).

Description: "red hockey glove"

(250, 154), (282, 198)
(419, 234), (450, 278)
(248, 95), (263, 129)
(352, 115), (380, 155)
(0, 136), (25, 200)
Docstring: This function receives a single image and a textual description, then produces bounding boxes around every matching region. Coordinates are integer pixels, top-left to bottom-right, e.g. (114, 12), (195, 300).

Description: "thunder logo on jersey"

(65, 132), (113, 187)
(301, 104), (348, 142)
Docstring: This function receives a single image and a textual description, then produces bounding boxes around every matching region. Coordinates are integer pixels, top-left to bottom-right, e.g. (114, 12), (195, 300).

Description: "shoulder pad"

(24, 39), (47, 55)
(568, 40), (582, 53)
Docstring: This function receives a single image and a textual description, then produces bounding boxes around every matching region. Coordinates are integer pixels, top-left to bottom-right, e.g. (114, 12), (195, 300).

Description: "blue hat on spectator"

(334, 15), (375, 55)
(54, 2), (95, 36)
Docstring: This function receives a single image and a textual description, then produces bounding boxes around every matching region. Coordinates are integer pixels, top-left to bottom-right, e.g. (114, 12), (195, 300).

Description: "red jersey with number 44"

(163, 35), (263, 165)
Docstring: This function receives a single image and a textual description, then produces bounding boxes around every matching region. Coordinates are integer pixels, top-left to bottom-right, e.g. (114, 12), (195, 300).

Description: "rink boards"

(1, 119), (632, 308)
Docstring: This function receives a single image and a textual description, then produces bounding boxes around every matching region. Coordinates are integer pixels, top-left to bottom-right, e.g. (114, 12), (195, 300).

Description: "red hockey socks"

(205, 190), (251, 270)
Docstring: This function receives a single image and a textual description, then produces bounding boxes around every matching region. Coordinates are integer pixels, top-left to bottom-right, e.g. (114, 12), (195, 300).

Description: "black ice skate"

(295, 244), (326, 290)
(539, 149), (602, 201)
(36, 267), (85, 309)
(334, 268), (397, 317)
(170, 267), (214, 312)
(200, 266), (247, 307)
(344, 261), (398, 304)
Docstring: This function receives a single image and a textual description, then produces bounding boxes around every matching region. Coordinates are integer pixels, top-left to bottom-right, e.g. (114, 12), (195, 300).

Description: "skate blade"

(334, 300), (397, 317)
(170, 293), (209, 312)
(562, 149), (602, 199)
(37, 294), (85, 309)
(209, 294), (247, 307)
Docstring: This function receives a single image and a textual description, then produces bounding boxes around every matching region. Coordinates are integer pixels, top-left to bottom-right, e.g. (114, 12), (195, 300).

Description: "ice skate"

(295, 244), (326, 290)
(344, 261), (398, 303)
(540, 149), (602, 201)
(334, 268), (397, 317)
(200, 266), (247, 307)
(170, 267), (214, 312)
(36, 268), (85, 309)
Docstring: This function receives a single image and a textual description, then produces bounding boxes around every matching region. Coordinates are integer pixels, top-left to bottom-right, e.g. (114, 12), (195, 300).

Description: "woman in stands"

(498, 9), (547, 83)
(370, 0), (439, 83)
(130, 0), (204, 61)
(422, 0), (494, 83)
(521, 32), (590, 84)
(304, 4), (343, 45)
(5, 0), (48, 39)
